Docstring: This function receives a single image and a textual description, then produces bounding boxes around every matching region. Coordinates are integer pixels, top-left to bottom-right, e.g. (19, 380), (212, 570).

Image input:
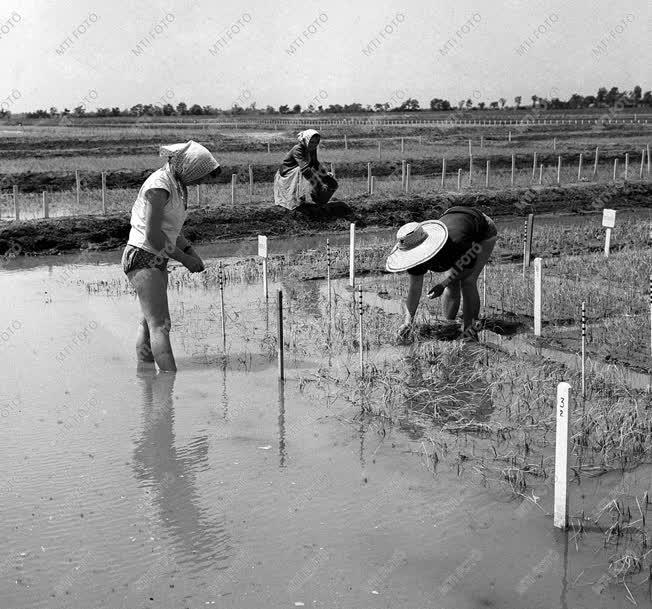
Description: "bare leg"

(441, 270), (461, 321)
(127, 267), (176, 372)
(136, 318), (155, 362)
(460, 236), (498, 331)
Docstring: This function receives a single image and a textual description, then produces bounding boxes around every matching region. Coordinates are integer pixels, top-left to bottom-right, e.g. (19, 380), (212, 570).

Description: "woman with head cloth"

(274, 129), (337, 209)
(122, 140), (221, 371)
(385, 206), (498, 340)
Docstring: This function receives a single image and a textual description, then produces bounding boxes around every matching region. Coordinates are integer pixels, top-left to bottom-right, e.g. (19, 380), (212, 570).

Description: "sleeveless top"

(127, 168), (187, 257)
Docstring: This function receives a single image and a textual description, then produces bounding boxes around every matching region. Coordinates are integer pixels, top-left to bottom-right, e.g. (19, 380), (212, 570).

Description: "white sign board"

(602, 209), (616, 228)
(258, 235), (268, 258)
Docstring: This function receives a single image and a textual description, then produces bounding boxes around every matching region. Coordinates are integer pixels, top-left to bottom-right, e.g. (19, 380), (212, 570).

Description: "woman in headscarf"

(122, 140), (221, 371)
(273, 129), (337, 210)
(385, 206), (498, 341)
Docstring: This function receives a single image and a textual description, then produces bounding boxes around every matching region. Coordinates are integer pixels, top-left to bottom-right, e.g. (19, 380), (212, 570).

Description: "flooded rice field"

(1, 239), (650, 608)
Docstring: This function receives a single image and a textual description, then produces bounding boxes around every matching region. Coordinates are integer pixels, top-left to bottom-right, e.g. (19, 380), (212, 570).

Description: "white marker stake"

(358, 285), (364, 376)
(258, 235), (268, 301)
(640, 149), (645, 179)
(649, 274), (652, 365)
(557, 156), (562, 185)
(101, 171), (107, 215)
(485, 160), (490, 188)
(602, 209), (616, 258)
(441, 157), (446, 188)
(613, 158), (618, 181)
(533, 258), (542, 336)
(75, 170), (81, 208)
(457, 169), (462, 191)
(624, 153), (629, 180)
(42, 191), (48, 218)
(12, 185), (19, 220)
(218, 261), (226, 350)
(326, 239), (331, 311)
(554, 382), (571, 530)
(577, 153), (583, 181)
(349, 223), (355, 288)
(511, 154), (515, 187)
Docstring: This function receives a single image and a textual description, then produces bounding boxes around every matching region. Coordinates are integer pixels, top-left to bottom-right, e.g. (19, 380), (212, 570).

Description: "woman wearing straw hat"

(122, 140), (221, 371)
(386, 206), (498, 340)
(274, 129), (338, 210)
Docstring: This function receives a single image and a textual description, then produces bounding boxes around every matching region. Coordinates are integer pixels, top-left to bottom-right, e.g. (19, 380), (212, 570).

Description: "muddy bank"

(1, 183), (650, 256)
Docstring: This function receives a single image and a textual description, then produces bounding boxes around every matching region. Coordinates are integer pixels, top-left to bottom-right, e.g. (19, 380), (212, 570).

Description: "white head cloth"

(159, 140), (219, 183)
(297, 129), (320, 147)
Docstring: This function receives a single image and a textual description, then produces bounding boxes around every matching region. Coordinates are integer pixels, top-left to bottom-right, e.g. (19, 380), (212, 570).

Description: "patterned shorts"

(121, 244), (168, 275)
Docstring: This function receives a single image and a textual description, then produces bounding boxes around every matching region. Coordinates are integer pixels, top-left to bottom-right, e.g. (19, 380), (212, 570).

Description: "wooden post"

(401, 160), (406, 188)
(613, 158), (618, 181)
(42, 191), (48, 218)
(277, 290), (284, 381)
(640, 149), (646, 179)
(533, 257), (542, 336)
(258, 235), (268, 301)
(367, 162), (372, 194)
(231, 174), (236, 205)
(554, 382), (571, 529)
(12, 185), (19, 220)
(557, 156), (562, 184)
(581, 302), (586, 399)
(370, 176), (375, 195)
(101, 171), (107, 215)
(577, 153), (583, 181)
(511, 154), (515, 187)
(401, 137), (404, 153)
(219, 261), (226, 350)
(593, 147), (599, 178)
(248, 165), (254, 197)
(457, 169), (462, 190)
(405, 164), (411, 193)
(624, 153), (629, 180)
(441, 157), (446, 189)
(357, 285), (364, 376)
(532, 152), (537, 181)
(349, 223), (355, 288)
(75, 170), (81, 208)
(485, 160), (490, 188)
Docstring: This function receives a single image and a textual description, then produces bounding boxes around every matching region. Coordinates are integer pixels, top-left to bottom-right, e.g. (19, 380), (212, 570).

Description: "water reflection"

(132, 368), (232, 571)
(277, 380), (287, 468)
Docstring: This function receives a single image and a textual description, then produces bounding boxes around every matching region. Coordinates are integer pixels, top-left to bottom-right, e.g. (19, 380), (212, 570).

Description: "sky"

(1, 0), (649, 113)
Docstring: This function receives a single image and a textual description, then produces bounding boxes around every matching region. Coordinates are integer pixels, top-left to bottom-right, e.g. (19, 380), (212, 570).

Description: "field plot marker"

(441, 158), (446, 188)
(581, 302), (586, 400)
(577, 153), (583, 181)
(613, 158), (618, 181)
(231, 174), (236, 205)
(101, 172), (107, 215)
(248, 165), (254, 199)
(640, 149), (645, 179)
(358, 285), (364, 376)
(75, 170), (81, 208)
(539, 164), (543, 185)
(468, 155), (473, 186)
(553, 137), (556, 151)
(277, 290), (285, 381)
(593, 147), (599, 178)
(532, 152), (537, 181)
(405, 164), (411, 193)
(196, 185), (201, 207)
(377, 141), (381, 161)
(258, 235), (268, 301)
(349, 223), (355, 288)
(533, 257), (542, 336)
(511, 154), (515, 186)
(326, 239), (331, 311)
(508, 131), (512, 143)
(267, 143), (271, 154)
(367, 162), (372, 194)
(524, 214), (534, 269)
(401, 137), (404, 153)
(401, 160), (406, 188)
(370, 176), (375, 195)
(647, 144), (650, 174)
(602, 209), (616, 258)
(554, 382), (571, 530)
(485, 160), (490, 188)
(649, 274), (651, 366)
(557, 156), (562, 185)
(218, 261), (226, 350)
(457, 169), (462, 191)
(344, 135), (348, 150)
(42, 191), (48, 218)
(12, 186), (19, 221)
(624, 153), (629, 180)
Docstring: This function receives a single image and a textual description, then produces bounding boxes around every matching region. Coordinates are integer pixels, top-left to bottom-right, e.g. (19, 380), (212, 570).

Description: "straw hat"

(385, 220), (448, 272)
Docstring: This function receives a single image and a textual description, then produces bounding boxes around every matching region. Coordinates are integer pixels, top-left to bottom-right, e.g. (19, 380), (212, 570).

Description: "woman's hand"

(427, 283), (445, 299)
(397, 319), (413, 340)
(184, 255), (205, 273)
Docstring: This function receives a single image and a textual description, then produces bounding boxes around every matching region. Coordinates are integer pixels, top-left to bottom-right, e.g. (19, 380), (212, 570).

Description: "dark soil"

(1, 182), (650, 256)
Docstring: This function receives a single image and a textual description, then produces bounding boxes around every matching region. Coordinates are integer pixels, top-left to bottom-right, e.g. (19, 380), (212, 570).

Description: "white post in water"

(602, 209), (616, 257)
(258, 235), (268, 301)
(554, 382), (571, 529)
(326, 239), (332, 311)
(75, 170), (81, 208)
(581, 301), (586, 399)
(349, 223), (355, 288)
(358, 285), (364, 376)
(42, 191), (48, 218)
(534, 257), (542, 336)
(557, 156), (562, 185)
(12, 185), (19, 220)
(511, 153), (515, 186)
(101, 171), (107, 215)
(277, 290), (285, 381)
(219, 261), (226, 350)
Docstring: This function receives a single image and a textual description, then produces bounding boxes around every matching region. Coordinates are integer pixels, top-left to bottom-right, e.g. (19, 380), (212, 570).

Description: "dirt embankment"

(1, 182), (650, 256)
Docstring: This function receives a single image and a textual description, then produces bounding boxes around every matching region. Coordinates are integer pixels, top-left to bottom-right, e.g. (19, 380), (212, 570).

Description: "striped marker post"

(554, 382), (571, 529)
(326, 239), (331, 311)
(219, 261), (226, 350)
(277, 290), (285, 381)
(358, 285), (364, 376)
(522, 217), (528, 277)
(349, 223), (355, 288)
(533, 258), (542, 336)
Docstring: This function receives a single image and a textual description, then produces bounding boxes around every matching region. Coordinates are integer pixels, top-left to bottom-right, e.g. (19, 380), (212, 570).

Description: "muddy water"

(0, 255), (648, 608)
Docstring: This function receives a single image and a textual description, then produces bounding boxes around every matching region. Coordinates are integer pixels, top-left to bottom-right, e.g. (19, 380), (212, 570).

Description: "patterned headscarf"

(159, 141), (219, 184)
(297, 129), (320, 147)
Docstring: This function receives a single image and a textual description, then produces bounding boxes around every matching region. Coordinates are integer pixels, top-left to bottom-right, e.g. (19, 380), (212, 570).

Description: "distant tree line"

(7, 85), (651, 120)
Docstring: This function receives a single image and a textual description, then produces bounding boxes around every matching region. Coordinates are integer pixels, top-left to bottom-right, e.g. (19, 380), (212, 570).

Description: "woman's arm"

(175, 233), (202, 261)
(404, 272), (424, 323)
(143, 189), (195, 266)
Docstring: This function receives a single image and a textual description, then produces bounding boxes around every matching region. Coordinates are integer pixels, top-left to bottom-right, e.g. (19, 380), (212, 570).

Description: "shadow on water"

(130, 367), (232, 571)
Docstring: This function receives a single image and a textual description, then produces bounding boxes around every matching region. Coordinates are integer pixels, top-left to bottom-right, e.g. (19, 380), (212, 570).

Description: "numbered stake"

(554, 382), (572, 529)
